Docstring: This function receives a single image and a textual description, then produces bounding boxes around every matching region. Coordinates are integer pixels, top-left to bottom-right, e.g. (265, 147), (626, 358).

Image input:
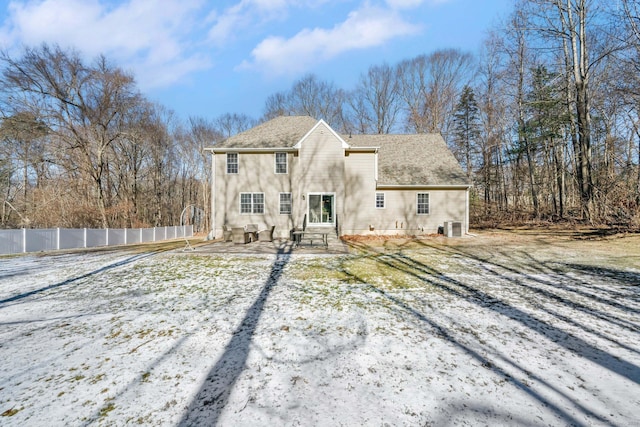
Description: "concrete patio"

(185, 237), (350, 255)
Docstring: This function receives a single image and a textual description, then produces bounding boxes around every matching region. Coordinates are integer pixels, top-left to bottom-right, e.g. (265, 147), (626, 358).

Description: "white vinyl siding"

(297, 123), (345, 226)
(375, 192), (385, 209)
(240, 192), (264, 214)
(275, 152), (287, 174)
(279, 193), (292, 214)
(226, 153), (238, 174)
(417, 193), (430, 215)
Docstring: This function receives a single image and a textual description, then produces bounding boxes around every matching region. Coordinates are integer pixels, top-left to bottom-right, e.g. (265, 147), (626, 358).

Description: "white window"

(375, 192), (385, 209)
(275, 152), (288, 174)
(279, 193), (292, 214)
(417, 193), (429, 215)
(240, 193), (264, 214)
(226, 153), (238, 174)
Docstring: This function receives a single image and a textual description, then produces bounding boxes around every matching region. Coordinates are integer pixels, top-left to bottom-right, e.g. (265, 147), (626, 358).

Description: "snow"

(0, 239), (639, 426)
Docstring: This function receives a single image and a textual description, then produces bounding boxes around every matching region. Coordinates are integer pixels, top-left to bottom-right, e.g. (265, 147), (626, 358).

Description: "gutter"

(203, 147), (298, 154)
(376, 184), (472, 190)
(345, 146), (379, 152)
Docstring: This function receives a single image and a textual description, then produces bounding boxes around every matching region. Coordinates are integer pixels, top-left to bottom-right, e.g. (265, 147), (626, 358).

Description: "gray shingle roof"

(346, 134), (469, 186)
(212, 115), (468, 186)
(215, 115), (318, 149)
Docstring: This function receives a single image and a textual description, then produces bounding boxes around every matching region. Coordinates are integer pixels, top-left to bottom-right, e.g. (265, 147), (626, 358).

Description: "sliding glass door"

(308, 193), (334, 225)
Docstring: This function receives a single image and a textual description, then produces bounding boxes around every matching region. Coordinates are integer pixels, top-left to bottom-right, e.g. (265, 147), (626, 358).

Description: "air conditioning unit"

(444, 221), (462, 237)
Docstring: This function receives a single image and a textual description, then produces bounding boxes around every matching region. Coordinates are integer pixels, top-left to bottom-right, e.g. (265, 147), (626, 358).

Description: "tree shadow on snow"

(178, 245), (292, 426)
(398, 245), (639, 383)
(0, 252), (157, 307)
(342, 240), (639, 426)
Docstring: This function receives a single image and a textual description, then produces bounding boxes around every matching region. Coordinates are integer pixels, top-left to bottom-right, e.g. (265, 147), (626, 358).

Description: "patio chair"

(245, 224), (259, 242)
(290, 214), (306, 245)
(223, 225), (233, 242)
(258, 225), (275, 242)
(231, 227), (251, 244)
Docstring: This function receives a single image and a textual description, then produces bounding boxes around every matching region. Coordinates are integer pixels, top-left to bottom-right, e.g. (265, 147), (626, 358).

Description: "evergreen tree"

(452, 85), (481, 181)
(524, 65), (566, 218)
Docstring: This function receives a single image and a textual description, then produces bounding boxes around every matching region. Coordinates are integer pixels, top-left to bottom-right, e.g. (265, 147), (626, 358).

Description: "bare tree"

(263, 91), (288, 121)
(185, 116), (222, 230)
(109, 101), (155, 227)
(397, 54), (429, 133)
(476, 31), (511, 215)
(0, 111), (48, 220)
(521, 23), (542, 218)
(142, 104), (178, 226)
(0, 44), (141, 227)
(347, 63), (401, 134)
(214, 113), (256, 138)
(525, 0), (622, 220)
(620, 0), (640, 209)
(397, 50), (475, 138)
(262, 74), (346, 130)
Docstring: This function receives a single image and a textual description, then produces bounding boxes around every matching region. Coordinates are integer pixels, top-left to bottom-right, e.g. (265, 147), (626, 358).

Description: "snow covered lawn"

(1, 231), (639, 426)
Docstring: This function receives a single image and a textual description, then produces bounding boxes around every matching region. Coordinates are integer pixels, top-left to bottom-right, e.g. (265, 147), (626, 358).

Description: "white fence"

(0, 226), (194, 255)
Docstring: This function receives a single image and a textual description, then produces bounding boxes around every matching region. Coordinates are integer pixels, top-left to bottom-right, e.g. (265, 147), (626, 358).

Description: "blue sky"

(0, 0), (513, 121)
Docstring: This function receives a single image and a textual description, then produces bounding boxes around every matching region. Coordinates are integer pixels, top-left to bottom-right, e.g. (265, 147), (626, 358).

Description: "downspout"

(465, 186), (470, 234)
(210, 152), (216, 239)
(374, 149), (379, 182)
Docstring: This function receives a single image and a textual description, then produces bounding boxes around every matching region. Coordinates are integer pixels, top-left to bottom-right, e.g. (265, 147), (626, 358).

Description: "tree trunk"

(553, 140), (565, 218)
(574, 81), (593, 220)
(95, 174), (108, 229)
(637, 128), (640, 207)
(557, 0), (594, 221)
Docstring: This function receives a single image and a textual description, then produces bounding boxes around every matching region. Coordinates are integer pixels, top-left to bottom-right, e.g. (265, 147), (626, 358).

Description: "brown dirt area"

(342, 227), (640, 271)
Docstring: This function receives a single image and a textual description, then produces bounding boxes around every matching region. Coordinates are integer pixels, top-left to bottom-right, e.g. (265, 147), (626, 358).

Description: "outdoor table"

(292, 231), (329, 248)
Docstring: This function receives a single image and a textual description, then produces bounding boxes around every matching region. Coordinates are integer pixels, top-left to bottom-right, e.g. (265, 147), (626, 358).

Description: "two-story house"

(205, 116), (470, 240)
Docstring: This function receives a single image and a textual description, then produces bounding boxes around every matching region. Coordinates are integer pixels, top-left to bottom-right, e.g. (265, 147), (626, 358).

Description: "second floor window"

(275, 152), (287, 174)
(375, 192), (385, 209)
(226, 153), (238, 174)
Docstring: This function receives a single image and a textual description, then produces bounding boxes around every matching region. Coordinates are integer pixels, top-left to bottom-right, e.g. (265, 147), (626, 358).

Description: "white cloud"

(0, 0), (433, 91)
(385, 0), (425, 8)
(206, 0), (330, 45)
(207, 1), (251, 45)
(385, 0), (450, 9)
(0, 0), (211, 90)
(240, 5), (421, 75)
